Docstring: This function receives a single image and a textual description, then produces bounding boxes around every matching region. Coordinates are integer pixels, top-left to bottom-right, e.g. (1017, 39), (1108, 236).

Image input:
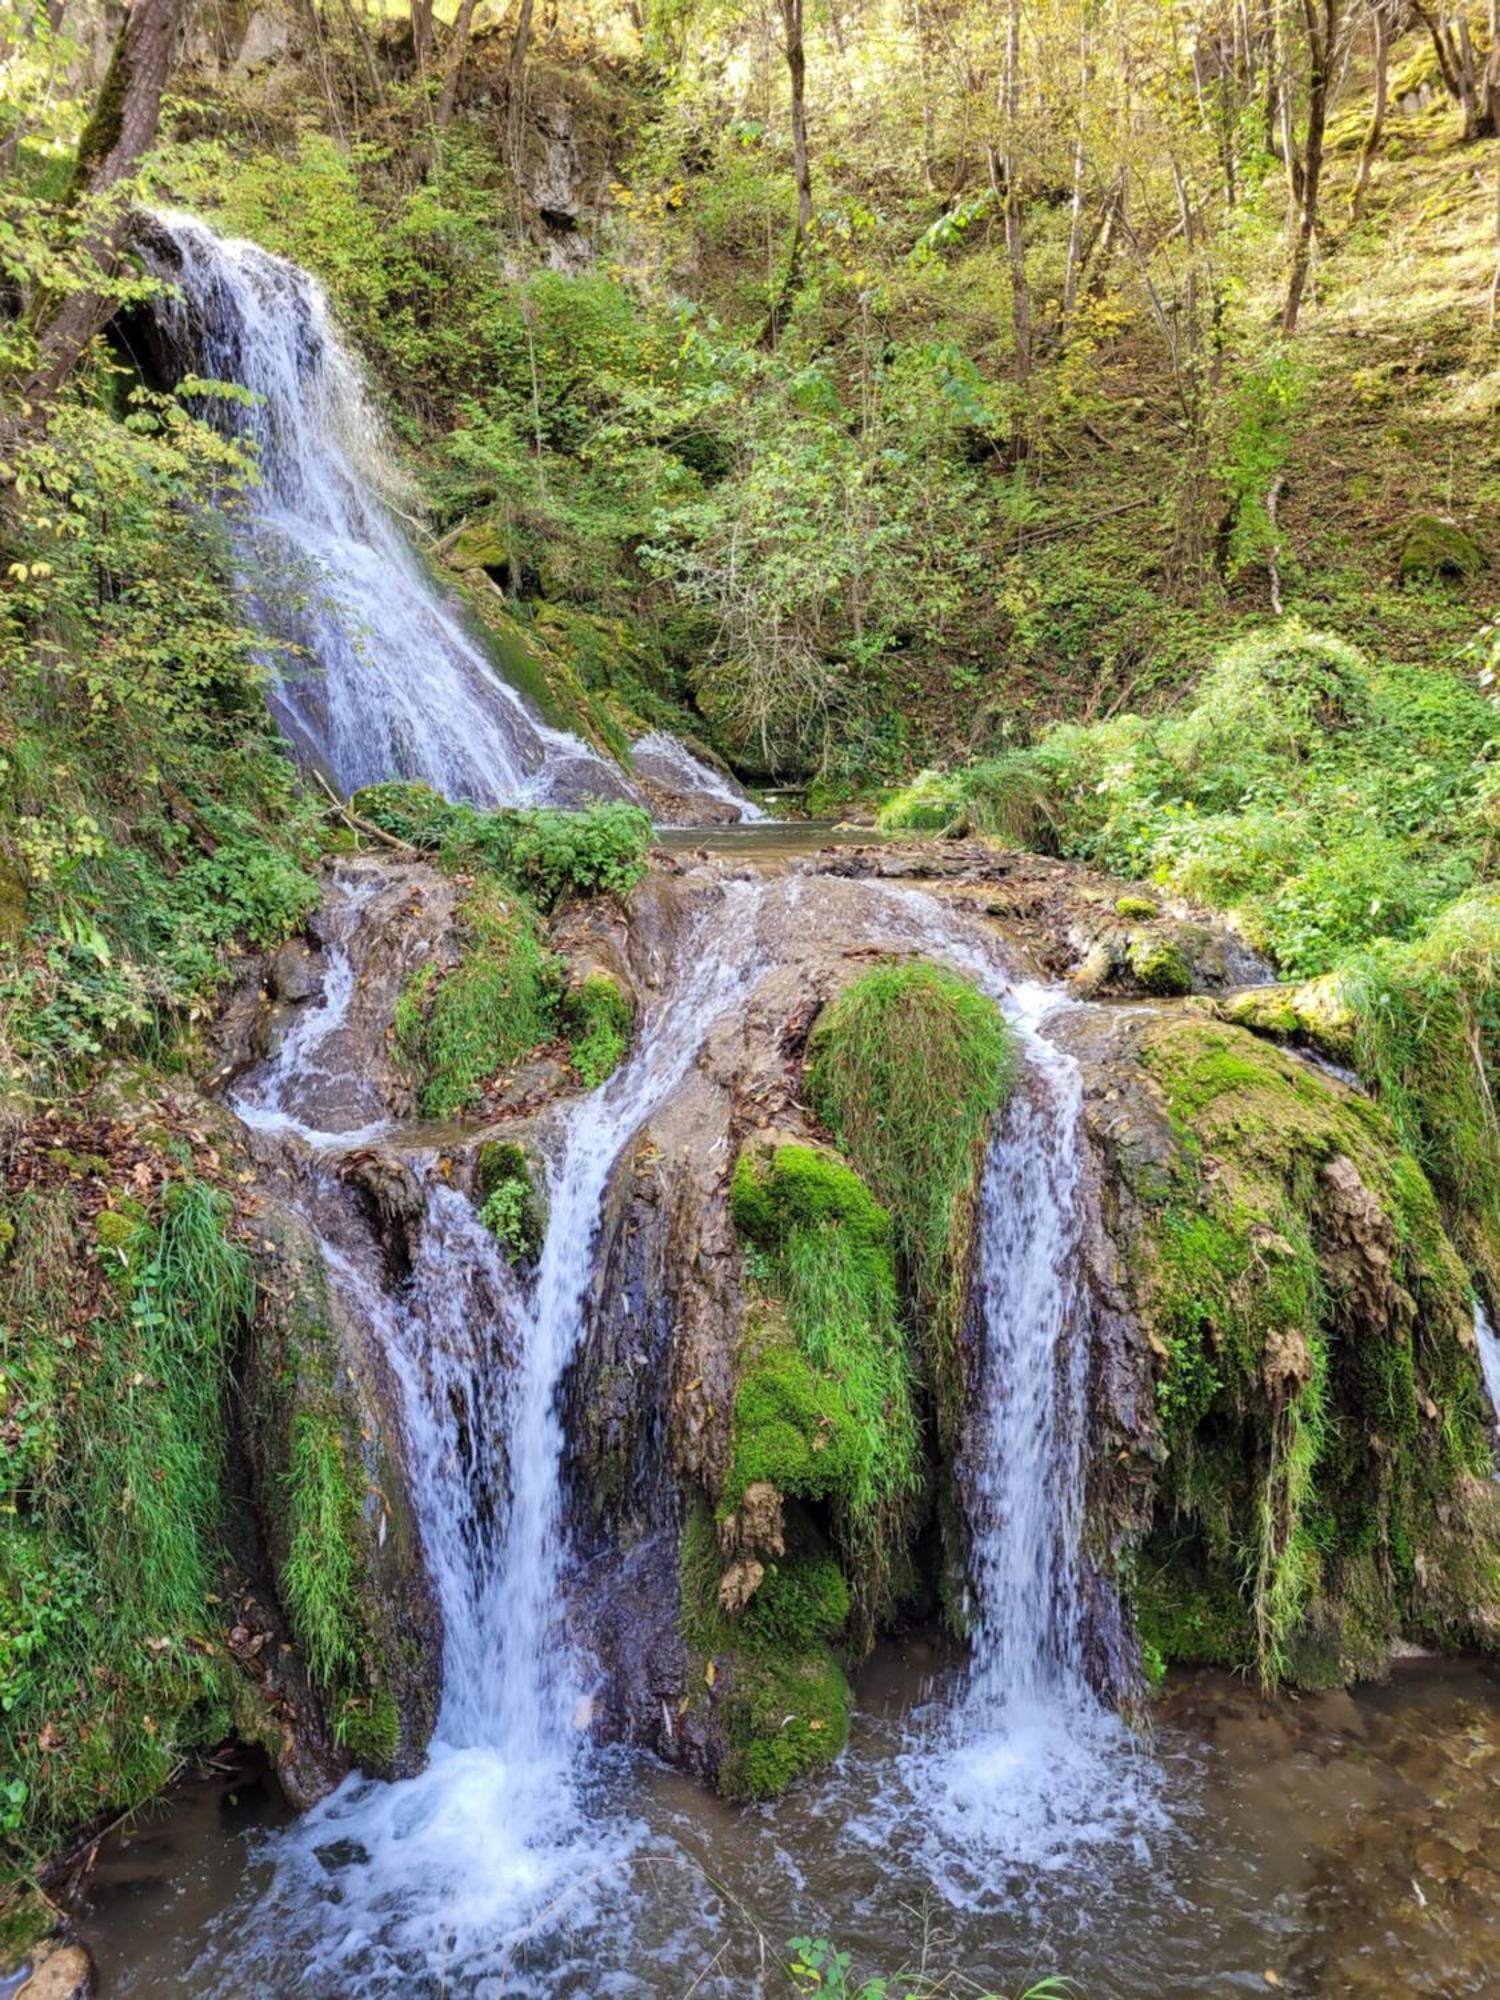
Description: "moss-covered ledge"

(243, 1206), (442, 1778)
(1112, 1014), (1500, 1689)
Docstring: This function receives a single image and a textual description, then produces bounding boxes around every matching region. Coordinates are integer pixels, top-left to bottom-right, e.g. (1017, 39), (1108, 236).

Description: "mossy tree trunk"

(25, 0), (184, 405)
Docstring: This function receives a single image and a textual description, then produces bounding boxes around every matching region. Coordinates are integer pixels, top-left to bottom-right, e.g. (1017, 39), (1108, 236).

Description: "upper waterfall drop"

(135, 210), (635, 811)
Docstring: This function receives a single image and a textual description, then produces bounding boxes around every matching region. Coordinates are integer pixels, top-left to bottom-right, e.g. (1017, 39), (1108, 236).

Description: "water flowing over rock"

(156, 822), (1500, 1992)
(630, 731), (766, 824)
(132, 212), (636, 810)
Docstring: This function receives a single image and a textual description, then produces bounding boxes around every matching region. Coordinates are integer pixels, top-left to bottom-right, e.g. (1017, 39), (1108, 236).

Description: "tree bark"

(1282, 0), (1338, 333)
(25, 0), (184, 405)
(436, 0), (480, 129)
(1001, 0), (1031, 388)
(1349, 0), (1389, 219)
(410, 0), (435, 72)
(779, 0), (813, 235)
(506, 0), (536, 185)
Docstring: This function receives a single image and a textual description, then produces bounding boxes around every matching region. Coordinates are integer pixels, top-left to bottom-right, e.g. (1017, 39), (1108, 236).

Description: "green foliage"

(565, 972), (634, 1087)
(0, 388), (321, 1090)
(475, 1140), (547, 1263)
(0, 1178), (252, 1874)
(394, 882), (557, 1118)
(351, 786), (651, 910)
(805, 962), (1016, 1451)
(282, 1411), (363, 1688)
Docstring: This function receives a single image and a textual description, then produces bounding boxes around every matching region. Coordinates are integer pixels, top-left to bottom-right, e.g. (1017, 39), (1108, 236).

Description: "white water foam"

(137, 211), (634, 811)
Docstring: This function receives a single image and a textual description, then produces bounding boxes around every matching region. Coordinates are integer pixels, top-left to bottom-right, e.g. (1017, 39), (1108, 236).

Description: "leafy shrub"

(352, 786), (652, 910)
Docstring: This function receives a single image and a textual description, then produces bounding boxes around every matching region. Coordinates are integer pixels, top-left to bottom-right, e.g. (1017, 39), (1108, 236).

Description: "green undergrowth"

(371, 785), (649, 1116)
(0, 1176), (251, 1879)
(1130, 1016), (1500, 1688)
(394, 880), (556, 1118)
(351, 784), (651, 911)
(805, 961), (1017, 1453)
(0, 393), (323, 1100)
(475, 1140), (547, 1263)
(881, 624), (1500, 1264)
(679, 1504), (853, 1803)
(564, 972), (634, 1088)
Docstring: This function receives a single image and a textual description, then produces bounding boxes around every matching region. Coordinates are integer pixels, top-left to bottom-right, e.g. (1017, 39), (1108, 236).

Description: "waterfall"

(843, 887), (1163, 1887)
(135, 211), (633, 811)
(1475, 1300), (1500, 1466)
(631, 731), (766, 823)
(962, 1004), (1089, 1700)
(229, 875), (767, 1991)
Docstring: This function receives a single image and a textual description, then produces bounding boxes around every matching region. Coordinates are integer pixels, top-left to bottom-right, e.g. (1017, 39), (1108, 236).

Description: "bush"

(352, 786), (652, 911)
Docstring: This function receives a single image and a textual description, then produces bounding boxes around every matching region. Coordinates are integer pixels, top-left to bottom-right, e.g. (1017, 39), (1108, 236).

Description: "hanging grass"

(804, 961), (1017, 1450)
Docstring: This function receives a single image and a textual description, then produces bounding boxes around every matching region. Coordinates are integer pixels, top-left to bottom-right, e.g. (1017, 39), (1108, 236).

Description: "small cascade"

(962, 1012), (1089, 1700)
(230, 876), (768, 1991)
(631, 731), (767, 824)
(229, 874), (391, 1150)
(1475, 1300), (1500, 1465)
(135, 212), (633, 811)
(849, 886), (1163, 1885)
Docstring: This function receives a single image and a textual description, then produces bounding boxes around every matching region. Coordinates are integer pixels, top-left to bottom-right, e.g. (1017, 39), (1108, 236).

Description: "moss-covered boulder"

(244, 1205), (441, 1779)
(1114, 1015), (1500, 1687)
(1398, 514), (1485, 583)
(675, 1138), (920, 1799)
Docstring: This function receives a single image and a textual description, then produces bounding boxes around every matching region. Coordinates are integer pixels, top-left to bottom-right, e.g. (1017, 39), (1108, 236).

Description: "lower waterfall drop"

(236, 879), (768, 1994)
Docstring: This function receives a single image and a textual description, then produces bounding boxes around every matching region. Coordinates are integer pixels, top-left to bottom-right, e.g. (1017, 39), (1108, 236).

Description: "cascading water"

(1475, 1300), (1500, 1465)
(135, 211), (633, 811)
(631, 730), (767, 823)
(221, 875), (769, 1993)
(841, 888), (1164, 1887)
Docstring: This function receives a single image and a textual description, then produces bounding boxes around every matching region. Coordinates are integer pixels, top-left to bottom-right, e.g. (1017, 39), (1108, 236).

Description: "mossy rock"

(1126, 1016), (1500, 1689)
(1115, 895), (1159, 921)
(677, 1504), (853, 1802)
(726, 1138), (918, 1644)
(1398, 514), (1485, 583)
(244, 1207), (441, 1779)
(1127, 930), (1194, 996)
(447, 518), (510, 574)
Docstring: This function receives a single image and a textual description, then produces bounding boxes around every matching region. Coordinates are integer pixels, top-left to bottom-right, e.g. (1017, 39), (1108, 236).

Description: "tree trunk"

(1002, 0), (1031, 390)
(26, 0), (184, 405)
(436, 0), (480, 130)
(1412, 0), (1496, 136)
(780, 0), (813, 235)
(506, 0), (536, 185)
(410, 0), (435, 72)
(1349, 0), (1389, 219)
(1282, 0), (1337, 333)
